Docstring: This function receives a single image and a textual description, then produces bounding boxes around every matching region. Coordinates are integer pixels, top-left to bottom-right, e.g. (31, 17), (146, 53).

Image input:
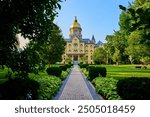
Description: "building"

(62, 16), (103, 64)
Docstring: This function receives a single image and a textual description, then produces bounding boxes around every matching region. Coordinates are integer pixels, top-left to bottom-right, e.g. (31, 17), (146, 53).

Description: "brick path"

(54, 65), (100, 100)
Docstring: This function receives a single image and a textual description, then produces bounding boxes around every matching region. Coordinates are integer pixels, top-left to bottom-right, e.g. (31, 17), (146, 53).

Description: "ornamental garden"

(0, 0), (150, 100)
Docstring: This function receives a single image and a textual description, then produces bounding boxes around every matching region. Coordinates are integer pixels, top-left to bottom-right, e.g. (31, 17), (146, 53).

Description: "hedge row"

(92, 77), (121, 100)
(78, 64), (89, 68)
(33, 75), (62, 100)
(93, 77), (150, 100)
(0, 75), (62, 100)
(88, 66), (107, 81)
(117, 78), (150, 100)
(46, 64), (72, 77)
(46, 67), (62, 77)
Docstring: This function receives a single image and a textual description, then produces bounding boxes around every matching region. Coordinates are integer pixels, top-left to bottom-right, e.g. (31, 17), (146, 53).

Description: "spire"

(92, 35), (96, 43)
(74, 16), (77, 22)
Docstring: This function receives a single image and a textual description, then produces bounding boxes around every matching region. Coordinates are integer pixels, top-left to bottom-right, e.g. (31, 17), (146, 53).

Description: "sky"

(19, 0), (133, 48)
(54, 0), (133, 43)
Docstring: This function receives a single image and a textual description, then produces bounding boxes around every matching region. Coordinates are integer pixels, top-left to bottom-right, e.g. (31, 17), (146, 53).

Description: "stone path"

(54, 65), (100, 100)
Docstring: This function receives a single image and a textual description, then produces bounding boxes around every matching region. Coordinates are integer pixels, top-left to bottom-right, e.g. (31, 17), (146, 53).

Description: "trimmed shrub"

(60, 71), (68, 80)
(92, 78), (121, 100)
(88, 66), (107, 81)
(46, 67), (62, 77)
(79, 64), (89, 68)
(81, 68), (88, 77)
(0, 78), (39, 99)
(33, 75), (62, 100)
(60, 65), (68, 71)
(60, 64), (72, 71)
(117, 77), (150, 100)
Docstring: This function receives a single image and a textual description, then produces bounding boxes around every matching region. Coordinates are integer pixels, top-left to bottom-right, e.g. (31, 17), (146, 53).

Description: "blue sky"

(54, 0), (133, 43)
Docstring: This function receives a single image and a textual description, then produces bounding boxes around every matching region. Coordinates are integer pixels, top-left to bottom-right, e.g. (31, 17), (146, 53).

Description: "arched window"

(90, 45), (93, 49)
(85, 45), (88, 50)
(80, 44), (83, 50)
(74, 43), (78, 50)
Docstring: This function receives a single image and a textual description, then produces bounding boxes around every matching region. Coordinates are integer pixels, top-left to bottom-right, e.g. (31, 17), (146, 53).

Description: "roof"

(64, 36), (93, 44)
(96, 40), (103, 47)
(70, 16), (81, 29)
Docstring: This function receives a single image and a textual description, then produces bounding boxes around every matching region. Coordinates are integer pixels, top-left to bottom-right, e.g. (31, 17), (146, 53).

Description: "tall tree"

(0, 0), (63, 68)
(92, 47), (107, 64)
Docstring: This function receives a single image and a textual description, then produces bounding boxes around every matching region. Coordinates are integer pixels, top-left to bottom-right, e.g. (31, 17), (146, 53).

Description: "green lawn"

(93, 65), (150, 78)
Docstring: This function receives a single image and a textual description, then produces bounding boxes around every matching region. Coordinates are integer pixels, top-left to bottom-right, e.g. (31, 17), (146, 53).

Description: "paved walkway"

(54, 65), (100, 100)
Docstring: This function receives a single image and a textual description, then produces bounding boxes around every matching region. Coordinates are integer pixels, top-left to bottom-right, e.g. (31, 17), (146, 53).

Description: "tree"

(80, 55), (88, 64)
(119, 0), (150, 45)
(46, 25), (66, 65)
(92, 47), (107, 64)
(125, 30), (150, 64)
(65, 57), (72, 64)
(105, 35), (115, 64)
(0, 0), (63, 70)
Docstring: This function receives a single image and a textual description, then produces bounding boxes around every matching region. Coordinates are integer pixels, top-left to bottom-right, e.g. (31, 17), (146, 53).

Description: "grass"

(93, 65), (150, 78)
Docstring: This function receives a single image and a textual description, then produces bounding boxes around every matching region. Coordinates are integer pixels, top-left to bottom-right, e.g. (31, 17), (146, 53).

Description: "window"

(90, 45), (93, 49)
(74, 50), (78, 53)
(85, 45), (88, 50)
(74, 43), (78, 50)
(68, 44), (71, 49)
(91, 56), (92, 60)
(80, 44), (83, 50)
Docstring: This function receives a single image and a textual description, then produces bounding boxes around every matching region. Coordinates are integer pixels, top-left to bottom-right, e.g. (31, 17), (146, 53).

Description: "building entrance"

(74, 55), (78, 61)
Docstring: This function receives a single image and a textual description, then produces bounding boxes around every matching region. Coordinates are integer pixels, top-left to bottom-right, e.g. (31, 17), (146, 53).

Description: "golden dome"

(70, 16), (81, 29)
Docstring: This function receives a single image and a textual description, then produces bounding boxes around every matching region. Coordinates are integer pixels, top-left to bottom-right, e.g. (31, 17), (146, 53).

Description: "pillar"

(78, 55), (80, 63)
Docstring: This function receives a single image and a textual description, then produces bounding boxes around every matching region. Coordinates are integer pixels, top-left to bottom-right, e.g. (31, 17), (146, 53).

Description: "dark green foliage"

(117, 78), (150, 100)
(92, 78), (121, 100)
(60, 71), (68, 81)
(88, 66), (107, 81)
(46, 67), (62, 77)
(60, 64), (72, 71)
(0, 78), (39, 99)
(78, 64), (89, 68)
(0, 74), (62, 100)
(32, 75), (62, 100)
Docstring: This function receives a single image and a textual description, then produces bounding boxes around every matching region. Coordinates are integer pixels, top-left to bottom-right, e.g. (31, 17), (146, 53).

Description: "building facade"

(62, 16), (102, 64)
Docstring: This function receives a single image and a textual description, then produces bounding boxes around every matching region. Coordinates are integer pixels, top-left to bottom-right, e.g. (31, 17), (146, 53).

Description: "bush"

(117, 77), (150, 100)
(88, 66), (107, 81)
(46, 67), (62, 77)
(60, 64), (72, 71)
(60, 71), (68, 80)
(81, 68), (88, 77)
(79, 64), (89, 68)
(33, 75), (62, 100)
(92, 78), (121, 100)
(0, 78), (39, 99)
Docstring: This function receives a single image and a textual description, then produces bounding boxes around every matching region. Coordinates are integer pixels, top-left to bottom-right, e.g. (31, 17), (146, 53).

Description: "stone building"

(62, 16), (103, 64)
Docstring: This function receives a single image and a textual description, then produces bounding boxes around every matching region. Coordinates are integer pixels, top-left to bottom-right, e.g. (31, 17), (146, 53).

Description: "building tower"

(69, 16), (82, 38)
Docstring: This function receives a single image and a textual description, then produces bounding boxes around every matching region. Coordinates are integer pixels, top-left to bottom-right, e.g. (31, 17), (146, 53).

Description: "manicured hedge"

(92, 78), (121, 100)
(78, 64), (89, 68)
(0, 78), (39, 99)
(117, 78), (150, 100)
(46, 67), (62, 77)
(88, 66), (107, 81)
(60, 64), (72, 71)
(0, 74), (62, 100)
(60, 71), (68, 80)
(33, 75), (62, 100)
